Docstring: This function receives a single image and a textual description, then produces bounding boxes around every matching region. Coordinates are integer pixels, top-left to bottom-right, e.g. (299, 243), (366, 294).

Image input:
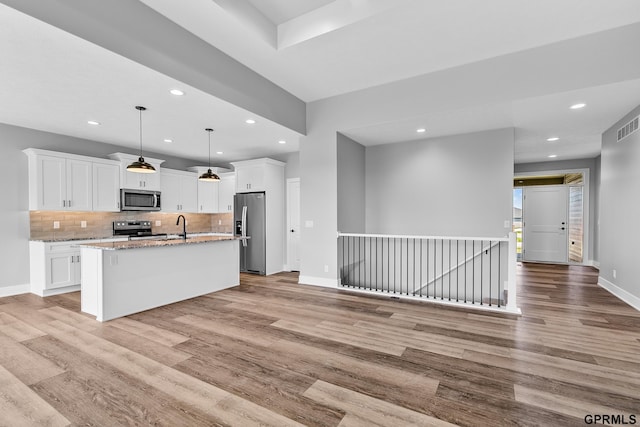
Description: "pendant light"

(199, 128), (220, 181)
(127, 106), (156, 173)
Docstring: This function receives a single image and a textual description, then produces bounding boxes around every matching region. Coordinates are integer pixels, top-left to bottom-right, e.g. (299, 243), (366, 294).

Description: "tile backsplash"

(30, 211), (233, 240)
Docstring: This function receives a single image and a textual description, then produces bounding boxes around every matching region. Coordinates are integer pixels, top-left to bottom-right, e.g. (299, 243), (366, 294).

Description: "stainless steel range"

(113, 220), (167, 240)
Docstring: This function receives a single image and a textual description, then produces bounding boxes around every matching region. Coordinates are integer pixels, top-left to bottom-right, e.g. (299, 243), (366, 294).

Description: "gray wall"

(366, 128), (514, 237)
(272, 151), (300, 179)
(0, 122), (208, 290)
(599, 104), (640, 302)
(337, 133), (365, 233)
(515, 157), (599, 264)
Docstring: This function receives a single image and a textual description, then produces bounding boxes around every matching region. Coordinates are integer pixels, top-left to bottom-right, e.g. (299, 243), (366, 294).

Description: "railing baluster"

(441, 239), (444, 300)
(489, 240), (493, 306)
(456, 239), (459, 302)
(498, 240), (502, 308)
(419, 238), (422, 297)
(464, 240), (467, 303)
(472, 240), (475, 304)
(448, 239), (451, 301)
(480, 240), (484, 305)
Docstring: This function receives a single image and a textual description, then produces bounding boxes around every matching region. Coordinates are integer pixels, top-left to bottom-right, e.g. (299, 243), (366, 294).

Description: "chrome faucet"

(176, 214), (187, 239)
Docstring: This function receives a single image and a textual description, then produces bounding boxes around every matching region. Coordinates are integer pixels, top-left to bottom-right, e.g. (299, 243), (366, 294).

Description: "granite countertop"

(79, 235), (244, 251)
(30, 236), (119, 243)
(31, 233), (233, 243)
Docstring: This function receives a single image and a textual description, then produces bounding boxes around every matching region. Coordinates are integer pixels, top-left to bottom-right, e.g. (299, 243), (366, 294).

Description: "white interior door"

(287, 179), (301, 271)
(523, 186), (568, 263)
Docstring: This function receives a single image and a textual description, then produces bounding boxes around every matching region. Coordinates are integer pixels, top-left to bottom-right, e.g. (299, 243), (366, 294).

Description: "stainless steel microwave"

(120, 189), (161, 211)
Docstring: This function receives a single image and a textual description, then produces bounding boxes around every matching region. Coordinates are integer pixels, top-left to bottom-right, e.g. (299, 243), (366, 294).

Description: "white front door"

(523, 186), (568, 263)
(287, 179), (301, 271)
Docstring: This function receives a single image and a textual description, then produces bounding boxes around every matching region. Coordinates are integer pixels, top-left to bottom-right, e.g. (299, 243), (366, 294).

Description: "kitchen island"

(79, 236), (240, 321)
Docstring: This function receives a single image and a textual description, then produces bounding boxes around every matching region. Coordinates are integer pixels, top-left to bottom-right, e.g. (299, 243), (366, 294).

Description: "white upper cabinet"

(24, 149), (122, 212)
(218, 172), (235, 213)
(66, 159), (93, 211)
(35, 154), (66, 210)
(197, 180), (219, 213)
(187, 167), (235, 213)
(161, 169), (198, 213)
(108, 152), (164, 191)
(24, 150), (93, 211)
(234, 163), (265, 193)
(92, 162), (121, 212)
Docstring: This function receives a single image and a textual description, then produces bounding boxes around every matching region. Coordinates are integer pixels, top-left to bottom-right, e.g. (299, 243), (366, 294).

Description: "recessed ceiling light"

(245, 119), (256, 124)
(87, 120), (100, 126)
(548, 154), (558, 158)
(570, 103), (586, 109)
(216, 151), (223, 155)
(546, 137), (559, 142)
(416, 128), (426, 133)
(169, 89), (184, 96)
(163, 139), (173, 143)
(278, 140), (286, 144)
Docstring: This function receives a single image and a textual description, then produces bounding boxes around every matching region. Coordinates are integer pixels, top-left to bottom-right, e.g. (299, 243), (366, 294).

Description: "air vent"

(617, 116), (639, 142)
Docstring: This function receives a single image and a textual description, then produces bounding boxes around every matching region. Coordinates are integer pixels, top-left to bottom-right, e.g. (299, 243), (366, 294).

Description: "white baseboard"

(0, 283), (30, 298)
(298, 275), (338, 288)
(589, 260), (600, 269)
(598, 276), (640, 311)
(30, 285), (81, 297)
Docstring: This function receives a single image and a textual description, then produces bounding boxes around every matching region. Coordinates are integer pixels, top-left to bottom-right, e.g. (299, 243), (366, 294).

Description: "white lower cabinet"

(30, 238), (127, 296)
(46, 251), (81, 290)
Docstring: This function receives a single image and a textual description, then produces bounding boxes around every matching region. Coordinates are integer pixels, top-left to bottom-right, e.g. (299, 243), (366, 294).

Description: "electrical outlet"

(305, 220), (314, 228)
(155, 220), (161, 226)
(324, 265), (329, 273)
(504, 220), (511, 228)
(613, 269), (617, 279)
(218, 220), (222, 225)
(53, 221), (60, 229)
(80, 221), (87, 228)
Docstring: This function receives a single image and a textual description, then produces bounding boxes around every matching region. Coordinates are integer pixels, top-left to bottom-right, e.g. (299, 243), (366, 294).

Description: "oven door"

(120, 189), (161, 211)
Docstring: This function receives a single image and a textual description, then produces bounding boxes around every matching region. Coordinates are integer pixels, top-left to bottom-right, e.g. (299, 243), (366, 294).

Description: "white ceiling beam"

(210, 0), (277, 48)
(278, 0), (409, 50)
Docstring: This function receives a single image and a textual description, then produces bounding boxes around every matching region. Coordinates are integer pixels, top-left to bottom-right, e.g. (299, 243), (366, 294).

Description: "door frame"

(515, 168), (590, 266)
(286, 178), (300, 271)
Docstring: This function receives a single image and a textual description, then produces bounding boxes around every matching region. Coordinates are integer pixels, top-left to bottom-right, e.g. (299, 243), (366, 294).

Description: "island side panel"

(80, 246), (102, 317)
(99, 240), (239, 322)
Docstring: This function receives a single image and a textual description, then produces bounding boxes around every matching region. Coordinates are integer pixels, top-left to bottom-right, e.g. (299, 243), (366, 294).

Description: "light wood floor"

(0, 263), (639, 426)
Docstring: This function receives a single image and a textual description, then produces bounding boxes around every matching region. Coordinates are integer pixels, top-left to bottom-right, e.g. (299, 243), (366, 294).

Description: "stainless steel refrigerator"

(234, 192), (266, 275)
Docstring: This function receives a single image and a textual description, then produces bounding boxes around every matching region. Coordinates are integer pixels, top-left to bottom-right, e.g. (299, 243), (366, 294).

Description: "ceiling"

(1, 0), (640, 165)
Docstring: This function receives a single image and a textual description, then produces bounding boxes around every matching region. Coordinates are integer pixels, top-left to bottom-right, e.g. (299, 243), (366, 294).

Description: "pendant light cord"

(139, 108), (143, 158)
(206, 128), (214, 168)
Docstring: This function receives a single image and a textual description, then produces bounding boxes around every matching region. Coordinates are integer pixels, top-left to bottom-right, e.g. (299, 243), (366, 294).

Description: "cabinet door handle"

(70, 256), (74, 263)
(63, 200), (66, 207)
(76, 255), (80, 262)
(68, 200), (71, 207)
